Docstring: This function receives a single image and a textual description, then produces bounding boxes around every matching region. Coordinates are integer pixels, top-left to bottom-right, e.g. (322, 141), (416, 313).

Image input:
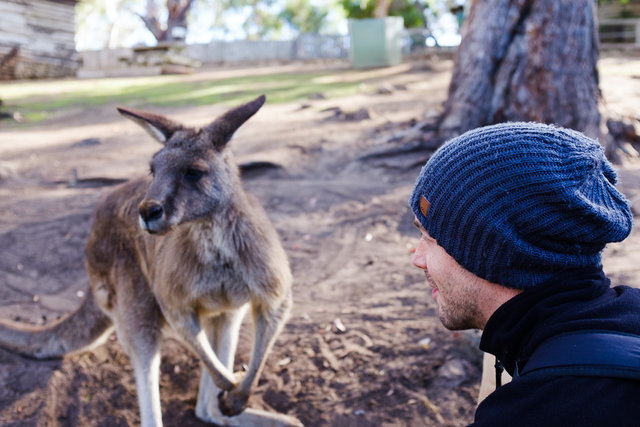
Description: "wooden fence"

(0, 0), (78, 80)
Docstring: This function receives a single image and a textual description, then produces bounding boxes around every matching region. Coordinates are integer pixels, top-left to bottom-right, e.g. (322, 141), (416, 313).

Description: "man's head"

(412, 218), (521, 330)
(410, 122), (633, 325)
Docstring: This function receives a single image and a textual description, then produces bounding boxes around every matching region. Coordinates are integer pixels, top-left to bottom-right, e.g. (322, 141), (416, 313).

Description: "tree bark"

(374, 0), (389, 18)
(140, 0), (194, 43)
(437, 0), (601, 141)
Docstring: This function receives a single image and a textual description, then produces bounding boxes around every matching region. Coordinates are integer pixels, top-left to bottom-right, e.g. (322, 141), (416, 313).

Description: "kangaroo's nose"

(139, 202), (164, 223)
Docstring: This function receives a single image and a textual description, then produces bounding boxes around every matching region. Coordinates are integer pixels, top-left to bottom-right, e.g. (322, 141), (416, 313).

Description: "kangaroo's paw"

(217, 388), (249, 417)
(196, 405), (303, 427)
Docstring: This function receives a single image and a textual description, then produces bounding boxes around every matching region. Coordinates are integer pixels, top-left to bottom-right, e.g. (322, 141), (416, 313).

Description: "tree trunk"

(374, 0), (389, 18)
(437, 0), (601, 141)
(140, 0), (194, 43)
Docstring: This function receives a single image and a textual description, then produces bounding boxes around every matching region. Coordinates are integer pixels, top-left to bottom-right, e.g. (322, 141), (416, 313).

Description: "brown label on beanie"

(420, 196), (430, 217)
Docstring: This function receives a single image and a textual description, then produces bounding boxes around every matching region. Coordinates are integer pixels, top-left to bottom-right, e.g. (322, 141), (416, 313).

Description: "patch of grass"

(0, 67), (386, 125)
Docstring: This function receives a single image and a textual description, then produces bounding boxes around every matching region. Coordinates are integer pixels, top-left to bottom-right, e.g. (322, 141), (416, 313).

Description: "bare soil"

(1, 54), (639, 427)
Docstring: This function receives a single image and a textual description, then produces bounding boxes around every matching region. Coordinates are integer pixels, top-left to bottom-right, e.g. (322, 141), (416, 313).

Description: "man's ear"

(204, 95), (266, 149)
(117, 107), (184, 144)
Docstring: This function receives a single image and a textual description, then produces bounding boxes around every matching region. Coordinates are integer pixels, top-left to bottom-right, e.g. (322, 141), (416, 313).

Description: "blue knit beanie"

(410, 122), (633, 290)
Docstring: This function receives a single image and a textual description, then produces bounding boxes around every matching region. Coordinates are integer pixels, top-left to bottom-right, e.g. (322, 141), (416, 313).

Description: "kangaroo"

(0, 95), (302, 427)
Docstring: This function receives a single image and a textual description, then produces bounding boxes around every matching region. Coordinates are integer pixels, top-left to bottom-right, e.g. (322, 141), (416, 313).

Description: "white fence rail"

(77, 22), (640, 79)
(600, 18), (640, 46)
(78, 35), (351, 78)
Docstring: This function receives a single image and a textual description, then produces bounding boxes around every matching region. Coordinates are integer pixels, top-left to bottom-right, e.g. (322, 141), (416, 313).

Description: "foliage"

(598, 0), (631, 4)
(76, 0), (340, 47)
(340, 0), (376, 19)
(339, 0), (426, 28)
(390, 0), (426, 27)
(207, 0), (339, 38)
(76, 0), (147, 49)
(598, 0), (640, 18)
(208, 0), (284, 40)
(279, 0), (331, 34)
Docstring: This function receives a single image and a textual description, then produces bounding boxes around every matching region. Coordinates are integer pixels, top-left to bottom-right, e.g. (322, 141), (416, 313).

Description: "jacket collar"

(479, 267), (611, 375)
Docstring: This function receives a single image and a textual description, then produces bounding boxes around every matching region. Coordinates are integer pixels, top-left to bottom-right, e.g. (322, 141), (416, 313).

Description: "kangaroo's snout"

(138, 200), (165, 233)
(139, 202), (163, 222)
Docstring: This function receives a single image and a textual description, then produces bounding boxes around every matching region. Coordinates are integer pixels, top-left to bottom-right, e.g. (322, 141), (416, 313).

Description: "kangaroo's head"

(117, 95), (265, 235)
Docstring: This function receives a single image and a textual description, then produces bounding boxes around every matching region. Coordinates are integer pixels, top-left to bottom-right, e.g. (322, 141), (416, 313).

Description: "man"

(409, 122), (640, 426)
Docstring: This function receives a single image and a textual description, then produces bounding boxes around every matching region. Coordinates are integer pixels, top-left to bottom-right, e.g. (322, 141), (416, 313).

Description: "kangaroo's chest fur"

(146, 216), (257, 313)
(89, 175), (288, 318)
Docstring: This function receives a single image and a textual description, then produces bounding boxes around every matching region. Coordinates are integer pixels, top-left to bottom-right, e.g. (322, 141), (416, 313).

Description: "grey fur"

(0, 95), (301, 427)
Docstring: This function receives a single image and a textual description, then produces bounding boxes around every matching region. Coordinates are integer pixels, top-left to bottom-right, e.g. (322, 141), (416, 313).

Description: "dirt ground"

(1, 53), (639, 427)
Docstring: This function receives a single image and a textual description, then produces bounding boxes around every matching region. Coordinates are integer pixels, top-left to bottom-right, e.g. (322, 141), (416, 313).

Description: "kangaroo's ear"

(204, 95), (266, 149)
(117, 107), (184, 144)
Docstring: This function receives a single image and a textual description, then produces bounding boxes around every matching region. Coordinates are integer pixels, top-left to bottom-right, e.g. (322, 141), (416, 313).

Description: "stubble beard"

(432, 276), (482, 331)
(439, 304), (478, 331)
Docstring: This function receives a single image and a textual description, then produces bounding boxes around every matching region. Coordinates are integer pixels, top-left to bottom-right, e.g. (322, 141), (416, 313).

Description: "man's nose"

(412, 240), (427, 269)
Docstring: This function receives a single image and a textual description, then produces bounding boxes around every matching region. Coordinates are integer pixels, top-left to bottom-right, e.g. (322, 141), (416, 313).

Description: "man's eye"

(185, 168), (204, 182)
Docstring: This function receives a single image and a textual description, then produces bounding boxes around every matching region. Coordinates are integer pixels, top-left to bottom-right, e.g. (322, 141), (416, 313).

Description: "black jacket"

(472, 268), (640, 427)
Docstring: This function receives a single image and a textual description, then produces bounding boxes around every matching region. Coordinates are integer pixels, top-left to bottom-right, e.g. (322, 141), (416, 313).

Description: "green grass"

(0, 67), (387, 124)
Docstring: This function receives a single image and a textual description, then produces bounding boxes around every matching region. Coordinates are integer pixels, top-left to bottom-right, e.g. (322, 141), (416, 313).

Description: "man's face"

(412, 218), (484, 330)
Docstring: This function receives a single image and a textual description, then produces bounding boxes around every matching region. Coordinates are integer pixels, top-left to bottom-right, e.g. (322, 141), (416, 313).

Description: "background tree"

(76, 0), (341, 48)
(340, 0), (427, 27)
(279, 0), (331, 34)
(139, 0), (195, 42)
(225, 0), (284, 40)
(437, 0), (600, 140)
(76, 0), (145, 49)
(375, 0), (390, 17)
(430, 0), (639, 161)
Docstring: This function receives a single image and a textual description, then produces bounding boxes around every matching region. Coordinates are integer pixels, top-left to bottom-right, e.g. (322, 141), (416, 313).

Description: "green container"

(348, 17), (404, 68)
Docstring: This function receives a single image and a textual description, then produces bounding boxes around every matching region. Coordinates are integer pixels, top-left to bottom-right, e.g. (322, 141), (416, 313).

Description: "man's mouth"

(425, 272), (438, 297)
(425, 272), (434, 286)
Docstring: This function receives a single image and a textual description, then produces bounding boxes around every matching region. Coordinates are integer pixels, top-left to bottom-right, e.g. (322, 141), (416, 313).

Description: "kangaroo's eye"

(185, 168), (204, 183)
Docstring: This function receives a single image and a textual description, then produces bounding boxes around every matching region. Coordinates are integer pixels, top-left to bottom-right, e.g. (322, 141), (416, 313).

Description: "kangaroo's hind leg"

(195, 305), (247, 423)
(219, 289), (293, 415)
(110, 271), (165, 427)
(195, 303), (302, 427)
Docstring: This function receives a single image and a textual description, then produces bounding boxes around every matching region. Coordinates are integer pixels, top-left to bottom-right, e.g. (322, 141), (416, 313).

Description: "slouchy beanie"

(409, 122), (633, 290)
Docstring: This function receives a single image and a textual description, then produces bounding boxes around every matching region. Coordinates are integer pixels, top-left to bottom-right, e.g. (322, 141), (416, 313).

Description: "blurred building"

(0, 0), (79, 80)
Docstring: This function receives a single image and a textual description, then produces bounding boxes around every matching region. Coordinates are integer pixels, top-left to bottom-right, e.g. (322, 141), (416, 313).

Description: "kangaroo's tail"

(0, 291), (113, 359)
